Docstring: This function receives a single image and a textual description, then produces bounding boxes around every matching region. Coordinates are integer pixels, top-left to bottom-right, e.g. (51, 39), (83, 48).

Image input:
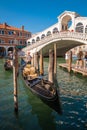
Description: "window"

(0, 30), (4, 35)
(28, 33), (31, 38)
(9, 40), (14, 44)
(17, 32), (19, 36)
(20, 40), (22, 44)
(19, 32), (22, 36)
(8, 31), (14, 35)
(25, 41), (27, 45)
(0, 39), (5, 43)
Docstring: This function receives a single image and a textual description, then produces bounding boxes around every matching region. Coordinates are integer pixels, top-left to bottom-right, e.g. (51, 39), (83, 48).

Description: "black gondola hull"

(22, 76), (62, 114)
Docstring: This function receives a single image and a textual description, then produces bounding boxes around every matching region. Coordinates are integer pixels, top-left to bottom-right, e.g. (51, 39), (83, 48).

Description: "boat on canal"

(21, 63), (62, 114)
(4, 59), (13, 71)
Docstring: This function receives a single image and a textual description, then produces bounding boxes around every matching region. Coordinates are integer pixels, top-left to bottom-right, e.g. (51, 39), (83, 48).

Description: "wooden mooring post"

(48, 49), (54, 83)
(31, 54), (34, 66)
(13, 47), (18, 113)
(54, 43), (57, 77)
(68, 51), (72, 72)
(53, 43), (59, 88)
(39, 50), (44, 75)
(34, 52), (39, 71)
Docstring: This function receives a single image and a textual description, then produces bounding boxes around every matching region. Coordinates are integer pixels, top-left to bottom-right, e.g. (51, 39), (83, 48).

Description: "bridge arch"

(25, 11), (87, 55)
(53, 27), (59, 34)
(61, 15), (72, 31)
(36, 36), (40, 42)
(37, 40), (85, 57)
(28, 41), (31, 45)
(26, 38), (86, 57)
(24, 32), (87, 56)
(75, 22), (84, 33)
(85, 25), (87, 33)
(46, 31), (51, 36)
(32, 39), (35, 44)
(41, 34), (45, 39)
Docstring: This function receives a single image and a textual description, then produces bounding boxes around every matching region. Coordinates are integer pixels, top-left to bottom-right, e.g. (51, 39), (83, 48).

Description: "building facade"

(0, 23), (31, 56)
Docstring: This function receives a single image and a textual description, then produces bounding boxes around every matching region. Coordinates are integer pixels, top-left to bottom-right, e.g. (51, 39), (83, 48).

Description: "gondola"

(4, 59), (13, 71)
(21, 63), (62, 114)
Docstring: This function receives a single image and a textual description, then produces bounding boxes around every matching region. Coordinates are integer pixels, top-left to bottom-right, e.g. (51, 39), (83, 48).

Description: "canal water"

(0, 58), (87, 130)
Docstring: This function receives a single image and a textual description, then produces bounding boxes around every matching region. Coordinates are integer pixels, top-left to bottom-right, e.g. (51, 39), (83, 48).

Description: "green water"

(0, 58), (87, 130)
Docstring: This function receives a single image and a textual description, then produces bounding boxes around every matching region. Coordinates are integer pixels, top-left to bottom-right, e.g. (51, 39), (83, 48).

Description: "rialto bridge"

(22, 11), (87, 56)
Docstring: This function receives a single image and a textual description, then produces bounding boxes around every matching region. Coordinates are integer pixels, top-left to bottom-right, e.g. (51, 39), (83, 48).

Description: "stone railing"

(23, 32), (87, 52)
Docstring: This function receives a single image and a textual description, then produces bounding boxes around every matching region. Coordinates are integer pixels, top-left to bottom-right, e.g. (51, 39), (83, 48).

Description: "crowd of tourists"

(75, 50), (87, 69)
(65, 49), (87, 69)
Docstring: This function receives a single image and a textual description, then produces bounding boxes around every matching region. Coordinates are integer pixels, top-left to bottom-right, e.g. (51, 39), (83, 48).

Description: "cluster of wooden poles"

(13, 43), (57, 113)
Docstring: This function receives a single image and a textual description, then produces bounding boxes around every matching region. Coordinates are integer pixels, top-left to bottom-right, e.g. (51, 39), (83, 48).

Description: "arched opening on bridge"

(61, 15), (72, 31)
(0, 47), (6, 57)
(32, 39), (35, 44)
(75, 22), (84, 33)
(41, 34), (45, 39)
(36, 37), (40, 42)
(67, 20), (72, 28)
(28, 41), (31, 45)
(46, 31), (51, 36)
(85, 25), (87, 33)
(53, 27), (59, 34)
(40, 39), (84, 57)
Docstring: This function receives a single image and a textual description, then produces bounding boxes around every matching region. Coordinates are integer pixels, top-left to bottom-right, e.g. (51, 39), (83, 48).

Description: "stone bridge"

(22, 11), (87, 56)
(22, 32), (87, 56)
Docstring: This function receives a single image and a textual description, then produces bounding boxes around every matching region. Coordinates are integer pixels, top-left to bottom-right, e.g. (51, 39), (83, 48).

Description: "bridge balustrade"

(23, 32), (87, 53)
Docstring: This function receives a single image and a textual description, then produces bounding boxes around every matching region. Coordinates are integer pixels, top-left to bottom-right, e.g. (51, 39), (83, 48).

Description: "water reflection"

(0, 58), (87, 130)
(44, 59), (87, 130)
(22, 79), (56, 130)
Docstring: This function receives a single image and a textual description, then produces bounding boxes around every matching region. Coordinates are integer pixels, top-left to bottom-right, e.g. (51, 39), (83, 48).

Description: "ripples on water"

(0, 58), (87, 130)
